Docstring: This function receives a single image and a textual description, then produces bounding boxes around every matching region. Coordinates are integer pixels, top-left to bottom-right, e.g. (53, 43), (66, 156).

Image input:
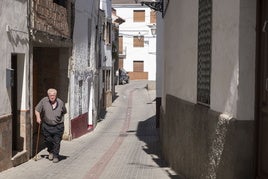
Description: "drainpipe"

(27, 0), (34, 156)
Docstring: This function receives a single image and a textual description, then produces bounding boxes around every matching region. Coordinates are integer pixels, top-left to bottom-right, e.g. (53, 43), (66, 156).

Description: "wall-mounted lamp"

(138, 32), (142, 40)
(141, 0), (164, 17)
(147, 24), (157, 36)
(151, 24), (157, 35)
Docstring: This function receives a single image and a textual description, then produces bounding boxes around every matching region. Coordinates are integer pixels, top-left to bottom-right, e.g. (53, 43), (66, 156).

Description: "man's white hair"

(47, 88), (57, 95)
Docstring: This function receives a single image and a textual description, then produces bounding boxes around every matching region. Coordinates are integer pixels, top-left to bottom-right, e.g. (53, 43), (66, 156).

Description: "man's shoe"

(48, 153), (53, 161)
(53, 157), (59, 163)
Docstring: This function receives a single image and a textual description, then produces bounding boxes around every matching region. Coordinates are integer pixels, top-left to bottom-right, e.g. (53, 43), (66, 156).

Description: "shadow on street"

(134, 115), (183, 179)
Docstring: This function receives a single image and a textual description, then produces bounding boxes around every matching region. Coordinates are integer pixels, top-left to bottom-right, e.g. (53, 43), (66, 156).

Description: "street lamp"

(147, 24), (157, 36)
(137, 32), (142, 40)
(151, 24), (157, 35)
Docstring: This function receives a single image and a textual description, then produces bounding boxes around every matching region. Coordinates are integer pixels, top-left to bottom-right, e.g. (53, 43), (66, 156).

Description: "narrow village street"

(0, 81), (179, 179)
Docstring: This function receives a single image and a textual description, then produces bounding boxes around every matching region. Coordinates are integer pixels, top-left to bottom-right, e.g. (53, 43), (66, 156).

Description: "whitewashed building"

(112, 0), (156, 81)
(0, 0), (74, 171)
(100, 0), (114, 108)
(0, 0), (30, 171)
(157, 0), (266, 178)
(0, 0), (103, 172)
(69, 0), (100, 139)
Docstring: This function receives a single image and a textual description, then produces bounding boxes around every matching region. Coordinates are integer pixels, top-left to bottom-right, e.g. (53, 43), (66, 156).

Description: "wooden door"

(258, 0), (268, 178)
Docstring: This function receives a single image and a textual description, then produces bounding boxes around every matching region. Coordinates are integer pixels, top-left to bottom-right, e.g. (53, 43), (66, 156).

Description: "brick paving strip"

(83, 89), (134, 179)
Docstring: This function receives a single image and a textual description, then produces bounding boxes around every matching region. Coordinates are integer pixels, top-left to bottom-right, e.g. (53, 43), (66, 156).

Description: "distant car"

(119, 68), (129, 85)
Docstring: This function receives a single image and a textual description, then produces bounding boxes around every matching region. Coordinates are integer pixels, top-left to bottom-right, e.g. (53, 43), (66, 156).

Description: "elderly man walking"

(35, 88), (67, 163)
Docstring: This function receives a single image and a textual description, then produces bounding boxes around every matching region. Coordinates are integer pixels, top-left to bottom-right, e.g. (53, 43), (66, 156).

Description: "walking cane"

(34, 123), (41, 161)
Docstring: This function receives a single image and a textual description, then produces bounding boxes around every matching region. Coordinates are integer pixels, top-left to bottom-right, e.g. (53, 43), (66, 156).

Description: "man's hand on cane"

(35, 110), (42, 124)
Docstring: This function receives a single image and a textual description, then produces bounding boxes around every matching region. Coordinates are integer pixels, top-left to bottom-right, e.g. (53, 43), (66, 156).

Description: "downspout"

(27, 0), (34, 156)
(27, 0), (33, 156)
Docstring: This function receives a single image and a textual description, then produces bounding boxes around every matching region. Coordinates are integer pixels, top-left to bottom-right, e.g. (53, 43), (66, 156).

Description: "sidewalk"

(0, 80), (180, 179)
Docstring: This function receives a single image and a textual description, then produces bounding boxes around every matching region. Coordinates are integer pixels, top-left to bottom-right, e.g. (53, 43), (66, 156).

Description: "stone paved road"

(0, 80), (180, 179)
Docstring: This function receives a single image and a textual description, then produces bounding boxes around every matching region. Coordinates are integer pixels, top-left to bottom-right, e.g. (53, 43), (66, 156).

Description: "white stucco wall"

(70, 0), (97, 118)
(163, 0), (198, 105)
(163, 0), (256, 120)
(113, 5), (157, 80)
(210, 0), (240, 117)
(0, 1), (29, 116)
(100, 0), (113, 69)
(210, 0), (256, 120)
(156, 14), (164, 98)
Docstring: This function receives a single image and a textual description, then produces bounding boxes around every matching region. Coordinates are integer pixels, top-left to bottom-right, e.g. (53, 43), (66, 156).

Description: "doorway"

(257, 0), (268, 178)
(11, 54), (24, 157)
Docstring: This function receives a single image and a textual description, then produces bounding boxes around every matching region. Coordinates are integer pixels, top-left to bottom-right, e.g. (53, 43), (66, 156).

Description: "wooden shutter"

(133, 61), (144, 72)
(119, 57), (124, 69)
(133, 10), (145, 22)
(119, 36), (123, 54)
(150, 10), (156, 24)
(133, 36), (144, 47)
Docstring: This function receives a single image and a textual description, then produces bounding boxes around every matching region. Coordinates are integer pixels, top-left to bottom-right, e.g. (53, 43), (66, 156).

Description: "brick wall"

(32, 0), (70, 37)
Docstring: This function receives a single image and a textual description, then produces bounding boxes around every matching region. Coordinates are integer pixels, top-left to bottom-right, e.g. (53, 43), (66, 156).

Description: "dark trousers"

(42, 122), (64, 158)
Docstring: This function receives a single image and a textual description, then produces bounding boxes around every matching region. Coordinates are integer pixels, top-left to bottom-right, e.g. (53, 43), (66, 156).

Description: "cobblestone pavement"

(0, 80), (180, 179)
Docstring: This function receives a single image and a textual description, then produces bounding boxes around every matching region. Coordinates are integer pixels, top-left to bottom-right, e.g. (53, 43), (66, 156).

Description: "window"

(119, 36), (123, 54)
(105, 22), (112, 44)
(197, 0), (212, 106)
(88, 18), (92, 67)
(150, 10), (156, 24)
(119, 57), (124, 69)
(133, 10), (145, 22)
(133, 61), (144, 72)
(133, 36), (144, 47)
(53, 0), (66, 7)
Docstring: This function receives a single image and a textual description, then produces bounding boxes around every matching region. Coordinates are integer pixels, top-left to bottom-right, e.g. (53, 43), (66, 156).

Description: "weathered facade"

(158, 0), (262, 178)
(0, 0), (105, 172)
(30, 0), (73, 143)
(112, 8), (125, 89)
(0, 0), (74, 172)
(69, 0), (100, 139)
(0, 0), (30, 171)
(100, 0), (114, 109)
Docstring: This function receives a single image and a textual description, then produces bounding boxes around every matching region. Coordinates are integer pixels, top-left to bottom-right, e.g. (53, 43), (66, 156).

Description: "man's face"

(48, 93), (57, 103)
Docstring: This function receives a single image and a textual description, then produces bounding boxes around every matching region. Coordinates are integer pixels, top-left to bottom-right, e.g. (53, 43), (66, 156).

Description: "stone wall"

(160, 94), (255, 179)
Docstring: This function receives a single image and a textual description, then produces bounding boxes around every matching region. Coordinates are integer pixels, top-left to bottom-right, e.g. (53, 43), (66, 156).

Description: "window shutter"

(133, 10), (145, 22)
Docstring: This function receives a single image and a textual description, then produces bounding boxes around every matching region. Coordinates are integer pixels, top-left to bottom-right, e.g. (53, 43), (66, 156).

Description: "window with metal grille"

(197, 0), (212, 106)
(133, 61), (144, 72)
(133, 10), (145, 22)
(133, 36), (144, 47)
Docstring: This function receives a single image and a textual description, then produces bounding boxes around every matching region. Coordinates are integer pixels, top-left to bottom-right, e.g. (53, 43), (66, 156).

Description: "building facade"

(112, 8), (125, 89)
(30, 0), (73, 143)
(0, 0), (30, 171)
(157, 0), (265, 178)
(113, 0), (157, 81)
(0, 0), (115, 172)
(100, 0), (114, 109)
(69, 0), (100, 139)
